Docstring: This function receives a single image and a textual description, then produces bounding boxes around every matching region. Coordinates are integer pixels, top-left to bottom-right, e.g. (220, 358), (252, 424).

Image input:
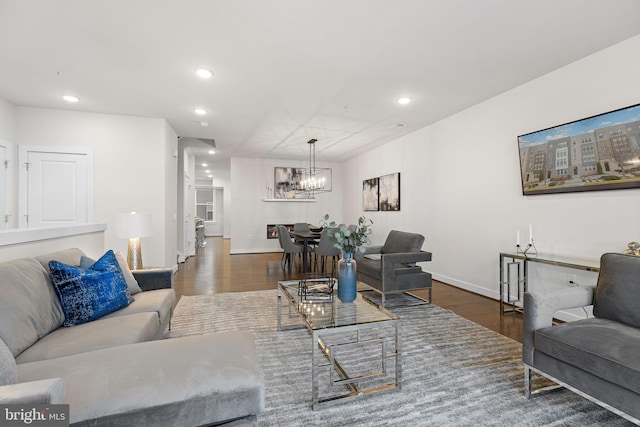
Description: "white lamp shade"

(114, 212), (152, 239)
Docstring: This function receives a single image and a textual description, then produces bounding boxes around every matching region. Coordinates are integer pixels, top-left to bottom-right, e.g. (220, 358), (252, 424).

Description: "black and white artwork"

(274, 167), (305, 198)
(362, 178), (379, 211)
(379, 172), (400, 211)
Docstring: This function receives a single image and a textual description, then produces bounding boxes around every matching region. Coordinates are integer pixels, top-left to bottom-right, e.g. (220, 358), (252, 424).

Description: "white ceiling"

(1, 0), (640, 181)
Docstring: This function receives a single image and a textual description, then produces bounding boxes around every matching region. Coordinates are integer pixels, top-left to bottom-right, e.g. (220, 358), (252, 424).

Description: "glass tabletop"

(500, 251), (600, 271)
(278, 280), (398, 330)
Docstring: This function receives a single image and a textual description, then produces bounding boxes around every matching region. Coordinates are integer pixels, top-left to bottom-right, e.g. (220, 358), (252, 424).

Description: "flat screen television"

(518, 103), (640, 195)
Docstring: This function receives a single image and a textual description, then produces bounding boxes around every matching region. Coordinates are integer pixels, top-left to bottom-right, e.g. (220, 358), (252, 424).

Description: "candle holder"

(516, 240), (537, 258)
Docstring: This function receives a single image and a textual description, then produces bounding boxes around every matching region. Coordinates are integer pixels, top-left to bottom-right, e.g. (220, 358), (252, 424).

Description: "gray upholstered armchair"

(356, 230), (432, 306)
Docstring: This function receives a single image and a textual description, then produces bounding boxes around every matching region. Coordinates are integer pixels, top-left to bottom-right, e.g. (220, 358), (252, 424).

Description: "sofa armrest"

(0, 379), (66, 405)
(522, 286), (594, 365)
(132, 267), (176, 291)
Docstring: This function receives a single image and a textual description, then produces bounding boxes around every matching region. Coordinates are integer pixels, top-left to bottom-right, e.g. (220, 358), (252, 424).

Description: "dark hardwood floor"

(174, 237), (523, 343)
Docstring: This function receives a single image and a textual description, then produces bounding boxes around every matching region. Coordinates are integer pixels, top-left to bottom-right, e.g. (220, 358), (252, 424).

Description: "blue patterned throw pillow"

(49, 250), (130, 326)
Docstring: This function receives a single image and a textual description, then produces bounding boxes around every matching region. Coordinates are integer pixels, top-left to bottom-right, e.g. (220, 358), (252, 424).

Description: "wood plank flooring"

(174, 237), (523, 343)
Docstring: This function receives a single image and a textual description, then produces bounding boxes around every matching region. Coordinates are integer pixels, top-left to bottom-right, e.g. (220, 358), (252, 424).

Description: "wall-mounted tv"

(518, 103), (640, 195)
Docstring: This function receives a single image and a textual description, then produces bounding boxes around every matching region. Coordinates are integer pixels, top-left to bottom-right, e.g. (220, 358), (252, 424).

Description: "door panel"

(0, 146), (7, 228)
(25, 151), (88, 227)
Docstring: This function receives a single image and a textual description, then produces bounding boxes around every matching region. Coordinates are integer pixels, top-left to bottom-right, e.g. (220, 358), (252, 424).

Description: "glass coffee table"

(277, 279), (401, 409)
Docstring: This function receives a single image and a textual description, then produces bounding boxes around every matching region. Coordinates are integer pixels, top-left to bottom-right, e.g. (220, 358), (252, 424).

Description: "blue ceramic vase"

(338, 251), (357, 303)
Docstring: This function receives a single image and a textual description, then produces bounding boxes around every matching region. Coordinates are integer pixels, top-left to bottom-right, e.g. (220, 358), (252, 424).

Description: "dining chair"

(312, 228), (341, 276)
(292, 222), (314, 246)
(277, 225), (304, 270)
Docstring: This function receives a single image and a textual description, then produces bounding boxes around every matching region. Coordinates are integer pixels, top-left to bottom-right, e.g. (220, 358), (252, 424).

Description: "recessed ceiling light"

(195, 68), (213, 79)
(199, 121), (209, 127)
(194, 108), (208, 115)
(397, 97), (412, 105)
(205, 170), (210, 173)
(208, 175), (213, 178)
(202, 163), (208, 167)
(62, 95), (79, 103)
(208, 150), (215, 154)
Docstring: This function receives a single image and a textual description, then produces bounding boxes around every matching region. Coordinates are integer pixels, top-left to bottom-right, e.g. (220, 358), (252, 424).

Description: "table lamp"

(114, 212), (152, 270)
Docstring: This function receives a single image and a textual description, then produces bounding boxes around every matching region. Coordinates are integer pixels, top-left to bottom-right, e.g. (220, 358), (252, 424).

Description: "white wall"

(163, 121), (178, 266)
(0, 98), (16, 142)
(15, 107), (177, 267)
(211, 159), (231, 238)
(343, 35), (640, 309)
(0, 99), (17, 227)
(230, 157), (342, 253)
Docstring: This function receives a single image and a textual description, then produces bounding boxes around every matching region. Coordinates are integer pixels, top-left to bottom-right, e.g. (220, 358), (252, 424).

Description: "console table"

(499, 252), (600, 314)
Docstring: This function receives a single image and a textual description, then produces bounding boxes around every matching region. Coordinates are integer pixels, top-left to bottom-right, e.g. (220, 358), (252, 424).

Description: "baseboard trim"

(432, 273), (588, 322)
(432, 273), (498, 300)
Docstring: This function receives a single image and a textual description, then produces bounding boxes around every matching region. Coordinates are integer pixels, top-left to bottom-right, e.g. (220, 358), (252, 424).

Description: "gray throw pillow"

(0, 337), (17, 386)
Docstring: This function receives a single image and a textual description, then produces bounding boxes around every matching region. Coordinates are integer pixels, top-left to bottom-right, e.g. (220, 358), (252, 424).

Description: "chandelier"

(295, 139), (331, 198)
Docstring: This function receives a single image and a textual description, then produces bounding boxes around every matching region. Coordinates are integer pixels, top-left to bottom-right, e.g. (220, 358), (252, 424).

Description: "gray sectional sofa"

(523, 252), (640, 424)
(0, 248), (264, 426)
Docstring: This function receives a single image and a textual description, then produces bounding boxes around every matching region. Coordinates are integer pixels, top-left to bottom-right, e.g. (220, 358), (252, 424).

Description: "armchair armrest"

(355, 246), (383, 261)
(0, 378), (66, 404)
(381, 250), (432, 268)
(132, 267), (176, 291)
(522, 286), (594, 365)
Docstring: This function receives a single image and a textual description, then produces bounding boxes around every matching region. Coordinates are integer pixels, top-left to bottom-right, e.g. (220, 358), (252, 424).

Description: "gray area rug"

(166, 290), (632, 426)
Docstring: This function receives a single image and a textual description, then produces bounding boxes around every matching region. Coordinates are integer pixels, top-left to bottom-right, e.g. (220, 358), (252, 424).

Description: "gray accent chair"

(356, 230), (432, 306)
(523, 252), (640, 424)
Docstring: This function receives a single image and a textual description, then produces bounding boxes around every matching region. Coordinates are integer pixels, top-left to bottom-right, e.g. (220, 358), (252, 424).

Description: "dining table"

(290, 230), (321, 274)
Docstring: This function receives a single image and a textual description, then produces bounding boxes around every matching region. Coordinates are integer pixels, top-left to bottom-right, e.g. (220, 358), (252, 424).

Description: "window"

(195, 188), (214, 221)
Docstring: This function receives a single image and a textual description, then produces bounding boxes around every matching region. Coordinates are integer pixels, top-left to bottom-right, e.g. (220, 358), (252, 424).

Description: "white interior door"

(19, 147), (92, 228)
(0, 145), (7, 228)
(184, 174), (195, 256)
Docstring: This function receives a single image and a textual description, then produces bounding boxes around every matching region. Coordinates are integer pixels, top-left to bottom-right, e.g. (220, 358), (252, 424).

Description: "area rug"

(166, 290), (632, 426)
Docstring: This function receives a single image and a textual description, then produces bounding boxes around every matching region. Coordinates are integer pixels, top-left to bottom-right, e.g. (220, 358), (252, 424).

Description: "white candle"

(517, 230), (520, 246)
(529, 224), (533, 244)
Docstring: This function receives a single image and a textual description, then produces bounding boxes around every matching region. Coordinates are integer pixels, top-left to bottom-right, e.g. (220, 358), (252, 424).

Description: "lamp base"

(127, 237), (143, 270)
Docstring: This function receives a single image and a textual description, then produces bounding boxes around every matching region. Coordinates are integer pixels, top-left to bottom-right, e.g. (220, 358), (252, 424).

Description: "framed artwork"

(379, 172), (400, 211)
(362, 177), (379, 211)
(518, 103), (640, 195)
(274, 167), (305, 198)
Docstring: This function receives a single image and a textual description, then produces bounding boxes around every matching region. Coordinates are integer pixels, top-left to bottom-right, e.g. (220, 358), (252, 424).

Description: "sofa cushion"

(36, 248), (85, 274)
(15, 312), (159, 364)
(101, 289), (175, 327)
(381, 230), (425, 254)
(49, 251), (130, 326)
(81, 251), (142, 297)
(0, 258), (65, 357)
(17, 333), (265, 426)
(535, 317), (640, 395)
(0, 338), (16, 386)
(593, 252), (640, 328)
